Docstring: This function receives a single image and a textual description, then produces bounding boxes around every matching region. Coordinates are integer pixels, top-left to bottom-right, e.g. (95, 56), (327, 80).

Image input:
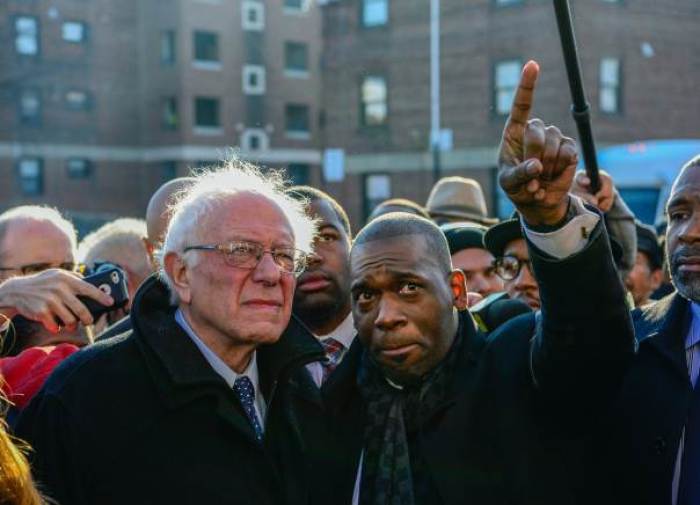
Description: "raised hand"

(498, 61), (579, 226)
(572, 170), (615, 213)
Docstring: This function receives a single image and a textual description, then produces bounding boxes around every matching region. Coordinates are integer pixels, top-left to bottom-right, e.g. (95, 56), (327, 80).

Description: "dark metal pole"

(553, 0), (601, 193)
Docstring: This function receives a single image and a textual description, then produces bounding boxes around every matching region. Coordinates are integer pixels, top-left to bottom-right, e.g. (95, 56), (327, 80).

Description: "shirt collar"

(687, 302), (700, 350)
(175, 308), (259, 390)
(316, 312), (356, 349)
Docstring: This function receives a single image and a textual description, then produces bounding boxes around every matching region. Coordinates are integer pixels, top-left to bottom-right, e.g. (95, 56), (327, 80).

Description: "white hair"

(0, 205), (78, 258)
(78, 218), (152, 280)
(160, 160), (317, 304)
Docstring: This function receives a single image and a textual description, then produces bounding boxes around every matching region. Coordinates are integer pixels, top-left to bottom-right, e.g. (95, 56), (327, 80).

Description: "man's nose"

(252, 251), (283, 284)
(514, 263), (537, 290)
(374, 295), (407, 331)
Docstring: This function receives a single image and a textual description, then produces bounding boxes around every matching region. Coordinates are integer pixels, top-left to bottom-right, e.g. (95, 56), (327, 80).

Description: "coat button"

(653, 437), (667, 455)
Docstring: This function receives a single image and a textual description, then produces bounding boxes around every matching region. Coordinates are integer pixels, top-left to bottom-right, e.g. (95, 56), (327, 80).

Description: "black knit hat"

(440, 222), (488, 255)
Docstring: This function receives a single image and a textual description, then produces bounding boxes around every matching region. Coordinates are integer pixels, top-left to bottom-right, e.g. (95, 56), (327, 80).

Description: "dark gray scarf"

(357, 330), (462, 505)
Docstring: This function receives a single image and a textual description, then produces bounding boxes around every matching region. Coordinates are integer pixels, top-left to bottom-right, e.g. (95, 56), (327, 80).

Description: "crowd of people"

(0, 60), (696, 505)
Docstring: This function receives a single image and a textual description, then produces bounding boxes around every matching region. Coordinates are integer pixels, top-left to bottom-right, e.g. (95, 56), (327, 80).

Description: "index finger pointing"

(507, 60), (540, 128)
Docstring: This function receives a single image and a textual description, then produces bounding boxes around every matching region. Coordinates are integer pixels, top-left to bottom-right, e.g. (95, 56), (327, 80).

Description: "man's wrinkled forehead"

(669, 165), (700, 205)
(351, 234), (431, 273)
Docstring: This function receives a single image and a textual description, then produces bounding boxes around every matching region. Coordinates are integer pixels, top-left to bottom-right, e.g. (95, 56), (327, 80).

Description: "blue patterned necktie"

(233, 376), (264, 443)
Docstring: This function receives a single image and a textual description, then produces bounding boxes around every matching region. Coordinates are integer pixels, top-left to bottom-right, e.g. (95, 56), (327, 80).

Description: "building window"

(362, 0), (388, 27)
(162, 97), (178, 130)
(287, 163), (310, 186)
(241, 129), (269, 151)
(194, 97), (220, 129)
(284, 0), (306, 11)
(242, 2), (265, 31)
(161, 30), (176, 65)
(15, 16), (39, 56)
(65, 89), (91, 110)
(285, 104), (310, 139)
(600, 57), (621, 114)
(193, 31), (220, 68)
(242, 65), (266, 95)
(161, 161), (177, 182)
(284, 42), (309, 76)
(494, 59), (521, 115)
(17, 158), (43, 196)
(66, 159), (91, 179)
(19, 89), (41, 124)
(361, 76), (388, 126)
(62, 21), (87, 43)
(364, 174), (391, 219)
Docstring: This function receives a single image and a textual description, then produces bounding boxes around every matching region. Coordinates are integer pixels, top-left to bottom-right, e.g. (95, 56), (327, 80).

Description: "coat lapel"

(638, 293), (691, 384)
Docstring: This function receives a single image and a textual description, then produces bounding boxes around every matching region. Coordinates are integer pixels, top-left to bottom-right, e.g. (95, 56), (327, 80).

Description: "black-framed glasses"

(183, 240), (308, 275)
(0, 261), (79, 276)
(494, 255), (532, 281)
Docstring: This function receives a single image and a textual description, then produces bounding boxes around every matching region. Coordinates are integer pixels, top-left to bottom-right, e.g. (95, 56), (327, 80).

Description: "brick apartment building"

(1, 0), (698, 232)
(0, 0), (322, 233)
(320, 0), (700, 226)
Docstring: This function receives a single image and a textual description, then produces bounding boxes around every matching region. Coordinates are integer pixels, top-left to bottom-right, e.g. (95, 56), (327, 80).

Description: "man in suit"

(15, 163), (324, 505)
(287, 186), (356, 386)
(598, 154), (700, 505)
(302, 60), (634, 505)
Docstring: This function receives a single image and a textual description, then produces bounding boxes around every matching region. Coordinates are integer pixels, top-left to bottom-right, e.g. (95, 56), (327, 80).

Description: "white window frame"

(284, 42), (310, 79)
(362, 0), (388, 27)
(15, 16), (39, 56)
(241, 128), (270, 151)
(242, 1), (265, 31)
(66, 158), (91, 179)
(599, 57), (621, 114)
(62, 21), (86, 43)
(242, 65), (266, 95)
(18, 158), (43, 196)
(283, 0), (309, 15)
(494, 59), (522, 116)
(192, 30), (221, 71)
(65, 89), (90, 110)
(361, 76), (388, 126)
(19, 89), (41, 122)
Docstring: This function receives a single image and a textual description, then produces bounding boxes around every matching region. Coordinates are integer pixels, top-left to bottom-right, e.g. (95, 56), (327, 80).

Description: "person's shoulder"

(632, 292), (679, 340)
(485, 311), (537, 349)
(95, 315), (132, 342)
(39, 330), (141, 398)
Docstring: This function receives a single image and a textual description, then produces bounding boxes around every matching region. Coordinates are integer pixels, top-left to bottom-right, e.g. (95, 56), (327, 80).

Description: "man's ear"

(163, 252), (192, 304)
(650, 268), (665, 291)
(448, 269), (469, 311)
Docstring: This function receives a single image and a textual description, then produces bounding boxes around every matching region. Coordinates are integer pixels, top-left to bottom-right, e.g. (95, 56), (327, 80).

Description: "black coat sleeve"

(526, 216), (635, 414)
(14, 391), (94, 505)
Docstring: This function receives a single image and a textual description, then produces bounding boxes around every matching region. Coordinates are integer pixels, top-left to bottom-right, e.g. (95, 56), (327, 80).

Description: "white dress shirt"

(175, 308), (266, 427)
(306, 312), (357, 388)
(671, 302), (700, 504)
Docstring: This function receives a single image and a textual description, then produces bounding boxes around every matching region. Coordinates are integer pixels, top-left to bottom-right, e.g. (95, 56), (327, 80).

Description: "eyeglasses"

(0, 262), (79, 276)
(183, 240), (308, 275)
(494, 255), (533, 281)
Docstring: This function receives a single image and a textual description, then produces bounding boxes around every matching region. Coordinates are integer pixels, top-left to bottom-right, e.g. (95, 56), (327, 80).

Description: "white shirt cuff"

(522, 196), (600, 259)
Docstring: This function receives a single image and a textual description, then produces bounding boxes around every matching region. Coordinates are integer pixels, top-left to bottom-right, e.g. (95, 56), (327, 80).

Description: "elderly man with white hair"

(15, 162), (325, 505)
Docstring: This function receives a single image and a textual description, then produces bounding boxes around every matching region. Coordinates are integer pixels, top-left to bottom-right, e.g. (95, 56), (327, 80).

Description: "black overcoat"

(292, 218), (635, 505)
(15, 276), (324, 505)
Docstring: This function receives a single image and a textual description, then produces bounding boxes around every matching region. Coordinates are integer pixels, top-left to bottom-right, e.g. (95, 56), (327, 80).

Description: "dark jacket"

(94, 314), (132, 342)
(14, 276), (324, 505)
(295, 218), (635, 505)
(595, 292), (691, 505)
